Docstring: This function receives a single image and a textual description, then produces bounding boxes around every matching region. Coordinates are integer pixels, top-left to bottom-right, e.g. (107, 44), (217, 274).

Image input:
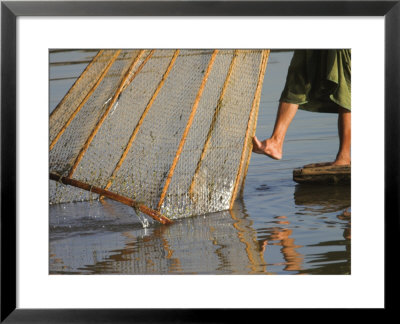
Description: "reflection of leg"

(333, 107), (351, 166)
(281, 232), (303, 271)
(252, 102), (299, 160)
(269, 226), (303, 272)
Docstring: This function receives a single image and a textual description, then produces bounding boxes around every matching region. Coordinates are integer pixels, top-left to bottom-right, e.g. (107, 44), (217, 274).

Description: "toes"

(252, 136), (261, 152)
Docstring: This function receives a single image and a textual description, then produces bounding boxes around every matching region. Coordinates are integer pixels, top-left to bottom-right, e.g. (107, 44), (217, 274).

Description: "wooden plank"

(293, 164), (351, 184)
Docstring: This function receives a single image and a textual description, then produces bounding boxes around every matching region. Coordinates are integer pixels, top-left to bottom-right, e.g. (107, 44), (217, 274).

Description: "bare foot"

(304, 162), (332, 168)
(307, 160), (350, 168)
(252, 136), (282, 160)
(331, 153), (351, 166)
(331, 159), (351, 166)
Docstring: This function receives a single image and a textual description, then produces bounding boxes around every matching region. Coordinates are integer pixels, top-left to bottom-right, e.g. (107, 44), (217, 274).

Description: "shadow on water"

(294, 183), (350, 213)
(293, 183), (351, 274)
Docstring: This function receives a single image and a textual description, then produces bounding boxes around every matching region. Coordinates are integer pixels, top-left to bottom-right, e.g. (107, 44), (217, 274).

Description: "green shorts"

(280, 49), (351, 113)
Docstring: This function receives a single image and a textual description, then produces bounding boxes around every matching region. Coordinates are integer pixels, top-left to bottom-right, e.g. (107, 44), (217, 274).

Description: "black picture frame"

(1, 0), (398, 322)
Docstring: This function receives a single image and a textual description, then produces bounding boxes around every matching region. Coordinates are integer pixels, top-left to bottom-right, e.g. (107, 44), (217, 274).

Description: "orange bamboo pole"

(50, 172), (173, 225)
(49, 50), (103, 119)
(239, 51), (270, 195)
(103, 50), (180, 192)
(50, 50), (121, 151)
(229, 50), (269, 209)
(188, 50), (238, 197)
(157, 50), (219, 211)
(67, 50), (153, 178)
(120, 50), (154, 92)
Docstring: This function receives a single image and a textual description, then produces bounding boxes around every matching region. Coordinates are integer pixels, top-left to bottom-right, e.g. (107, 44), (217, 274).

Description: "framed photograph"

(1, 0), (398, 321)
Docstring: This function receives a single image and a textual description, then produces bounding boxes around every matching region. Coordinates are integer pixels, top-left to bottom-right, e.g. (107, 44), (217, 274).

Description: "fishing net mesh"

(49, 49), (269, 222)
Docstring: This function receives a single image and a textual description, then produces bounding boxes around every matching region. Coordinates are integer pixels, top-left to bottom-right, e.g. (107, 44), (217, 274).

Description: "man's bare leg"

(252, 102), (299, 160)
(332, 107), (351, 166)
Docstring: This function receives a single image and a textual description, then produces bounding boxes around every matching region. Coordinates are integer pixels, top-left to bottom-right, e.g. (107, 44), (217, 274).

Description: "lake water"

(49, 50), (351, 275)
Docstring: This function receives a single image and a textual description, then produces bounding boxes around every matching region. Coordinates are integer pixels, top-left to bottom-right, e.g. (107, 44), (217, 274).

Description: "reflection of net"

(49, 200), (267, 274)
(49, 49), (270, 224)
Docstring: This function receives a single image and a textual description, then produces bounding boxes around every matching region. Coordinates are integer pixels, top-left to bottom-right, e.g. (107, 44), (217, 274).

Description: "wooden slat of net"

(67, 49), (153, 178)
(229, 50), (269, 209)
(49, 49), (103, 119)
(103, 50), (180, 192)
(50, 50), (121, 151)
(240, 50), (270, 196)
(188, 50), (238, 198)
(157, 50), (219, 211)
(50, 173), (173, 225)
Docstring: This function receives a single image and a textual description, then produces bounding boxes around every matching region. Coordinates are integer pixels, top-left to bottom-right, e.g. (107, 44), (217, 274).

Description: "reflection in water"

(266, 217), (304, 272)
(294, 184), (351, 213)
(230, 205), (267, 274)
(50, 199), (271, 274)
(294, 184), (351, 274)
(50, 188), (350, 274)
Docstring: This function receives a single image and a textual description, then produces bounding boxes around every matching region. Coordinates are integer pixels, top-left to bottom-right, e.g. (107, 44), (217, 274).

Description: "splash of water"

(133, 208), (151, 228)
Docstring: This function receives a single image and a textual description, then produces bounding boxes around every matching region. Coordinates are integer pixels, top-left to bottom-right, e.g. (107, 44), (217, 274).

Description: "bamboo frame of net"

(49, 50), (103, 120)
(49, 50), (121, 151)
(239, 50), (270, 196)
(229, 50), (270, 209)
(103, 50), (180, 192)
(50, 173), (173, 225)
(157, 50), (219, 211)
(188, 50), (239, 199)
(50, 49), (269, 225)
(67, 50), (153, 178)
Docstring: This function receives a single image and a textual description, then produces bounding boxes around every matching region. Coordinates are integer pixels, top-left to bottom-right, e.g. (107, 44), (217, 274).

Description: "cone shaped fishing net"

(50, 49), (269, 224)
